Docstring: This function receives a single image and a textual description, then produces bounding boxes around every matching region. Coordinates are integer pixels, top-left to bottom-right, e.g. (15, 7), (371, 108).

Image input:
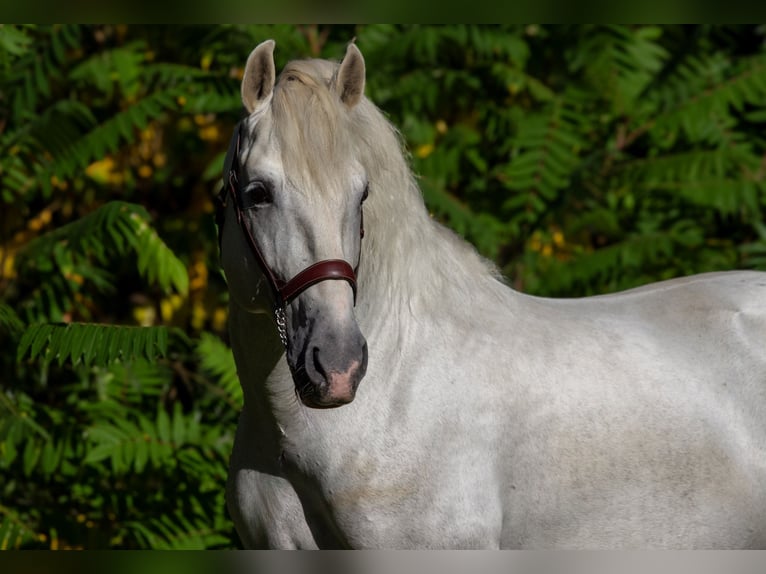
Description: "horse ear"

(242, 39), (276, 114)
(335, 42), (365, 108)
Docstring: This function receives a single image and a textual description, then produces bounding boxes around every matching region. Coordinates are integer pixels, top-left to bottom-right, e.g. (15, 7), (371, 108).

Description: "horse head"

(219, 40), (369, 409)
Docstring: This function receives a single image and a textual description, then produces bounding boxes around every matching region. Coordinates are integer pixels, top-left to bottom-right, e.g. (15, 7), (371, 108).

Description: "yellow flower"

(191, 302), (207, 330)
(415, 143), (434, 159)
(212, 307), (228, 332)
(133, 305), (156, 327)
(140, 126), (155, 141)
(160, 294), (184, 322)
(85, 157), (116, 184)
(199, 125), (219, 141)
(190, 260), (208, 291)
(0, 250), (13, 279)
(50, 175), (68, 190)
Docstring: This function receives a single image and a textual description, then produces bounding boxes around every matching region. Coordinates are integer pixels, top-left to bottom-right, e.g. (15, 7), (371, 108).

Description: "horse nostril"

(312, 346), (327, 381)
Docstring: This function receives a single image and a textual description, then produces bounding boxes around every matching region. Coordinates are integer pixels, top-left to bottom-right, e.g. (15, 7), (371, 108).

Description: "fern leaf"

(196, 332), (242, 408)
(0, 504), (38, 550)
(0, 25), (34, 59)
(17, 323), (175, 367)
(85, 412), (174, 473)
(504, 94), (586, 213)
(128, 510), (231, 549)
(93, 360), (173, 403)
(0, 304), (24, 338)
(43, 91), (179, 183)
(648, 53), (766, 146)
(19, 201), (188, 296)
(571, 25), (668, 116)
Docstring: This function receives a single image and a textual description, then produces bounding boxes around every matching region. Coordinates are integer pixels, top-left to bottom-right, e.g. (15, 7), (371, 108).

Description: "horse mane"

(269, 57), (510, 322)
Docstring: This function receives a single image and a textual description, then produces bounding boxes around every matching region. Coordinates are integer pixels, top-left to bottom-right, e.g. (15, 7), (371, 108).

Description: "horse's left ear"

(242, 39), (276, 114)
(335, 42), (365, 108)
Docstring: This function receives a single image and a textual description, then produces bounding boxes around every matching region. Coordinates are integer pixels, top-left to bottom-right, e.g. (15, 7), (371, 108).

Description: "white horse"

(219, 39), (766, 549)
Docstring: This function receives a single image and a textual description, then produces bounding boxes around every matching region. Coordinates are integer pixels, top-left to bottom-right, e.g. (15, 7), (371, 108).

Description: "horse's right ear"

(335, 42), (365, 108)
(242, 39), (276, 114)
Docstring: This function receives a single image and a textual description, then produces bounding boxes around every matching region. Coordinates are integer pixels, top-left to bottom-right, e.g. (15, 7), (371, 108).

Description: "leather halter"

(216, 123), (363, 348)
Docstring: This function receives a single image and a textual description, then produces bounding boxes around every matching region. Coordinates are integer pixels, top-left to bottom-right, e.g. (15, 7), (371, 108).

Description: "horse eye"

(361, 184), (369, 204)
(239, 181), (273, 209)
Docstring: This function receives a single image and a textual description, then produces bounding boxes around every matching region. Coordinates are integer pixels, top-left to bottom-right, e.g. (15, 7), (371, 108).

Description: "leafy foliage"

(2, 24), (766, 549)
(16, 323), (177, 367)
(359, 25), (766, 295)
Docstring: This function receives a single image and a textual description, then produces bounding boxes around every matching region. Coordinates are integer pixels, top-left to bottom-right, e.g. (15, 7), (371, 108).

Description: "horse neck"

(354, 178), (509, 337)
(350, 105), (510, 332)
(227, 305), (287, 452)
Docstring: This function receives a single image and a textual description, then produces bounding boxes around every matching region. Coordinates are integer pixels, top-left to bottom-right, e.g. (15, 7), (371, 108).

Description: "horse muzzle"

(290, 328), (368, 408)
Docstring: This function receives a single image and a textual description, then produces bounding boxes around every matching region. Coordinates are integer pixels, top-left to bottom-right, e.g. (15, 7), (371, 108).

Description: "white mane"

(269, 58), (509, 327)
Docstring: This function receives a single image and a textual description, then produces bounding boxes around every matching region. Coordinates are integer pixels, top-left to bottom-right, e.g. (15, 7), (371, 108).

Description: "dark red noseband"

(216, 126), (363, 348)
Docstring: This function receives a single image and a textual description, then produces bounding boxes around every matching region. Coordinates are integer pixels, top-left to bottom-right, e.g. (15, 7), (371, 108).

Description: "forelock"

(270, 60), (355, 192)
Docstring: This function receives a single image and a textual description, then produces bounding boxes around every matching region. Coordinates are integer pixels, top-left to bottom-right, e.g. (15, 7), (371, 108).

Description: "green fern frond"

(130, 211), (190, 296)
(572, 25), (668, 115)
(0, 25), (34, 61)
(618, 145), (758, 184)
(25, 99), (98, 160)
(504, 95), (586, 205)
(615, 144), (763, 216)
(0, 504), (38, 550)
(181, 88), (240, 114)
(84, 402), (216, 476)
(541, 226), (702, 295)
(43, 90), (179, 184)
(93, 360), (174, 403)
(0, 304), (24, 338)
(16, 323), (175, 367)
(9, 434), (69, 478)
(650, 180), (761, 216)
(648, 53), (766, 146)
(20, 201), (188, 295)
(5, 25), (82, 121)
(0, 391), (52, 473)
(128, 509), (231, 549)
(490, 62), (555, 102)
(69, 41), (146, 99)
(738, 221), (766, 270)
(84, 410), (173, 474)
(196, 332), (242, 408)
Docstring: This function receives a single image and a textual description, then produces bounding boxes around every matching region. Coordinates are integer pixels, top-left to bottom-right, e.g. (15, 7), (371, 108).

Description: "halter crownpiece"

(216, 122), (364, 348)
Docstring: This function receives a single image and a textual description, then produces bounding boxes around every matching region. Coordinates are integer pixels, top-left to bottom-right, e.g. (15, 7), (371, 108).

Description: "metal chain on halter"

(274, 306), (288, 348)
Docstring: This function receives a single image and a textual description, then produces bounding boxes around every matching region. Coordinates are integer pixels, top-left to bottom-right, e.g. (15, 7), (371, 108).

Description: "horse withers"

(218, 39), (766, 549)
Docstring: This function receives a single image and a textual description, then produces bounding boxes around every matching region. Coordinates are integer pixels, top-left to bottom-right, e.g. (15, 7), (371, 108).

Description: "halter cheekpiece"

(216, 123), (363, 348)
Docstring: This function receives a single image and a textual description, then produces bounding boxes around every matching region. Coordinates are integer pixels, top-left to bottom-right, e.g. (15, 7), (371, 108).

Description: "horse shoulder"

(227, 412), (318, 549)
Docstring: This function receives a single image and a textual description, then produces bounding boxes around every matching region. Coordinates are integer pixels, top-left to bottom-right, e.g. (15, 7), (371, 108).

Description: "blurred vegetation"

(1, 24), (766, 549)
